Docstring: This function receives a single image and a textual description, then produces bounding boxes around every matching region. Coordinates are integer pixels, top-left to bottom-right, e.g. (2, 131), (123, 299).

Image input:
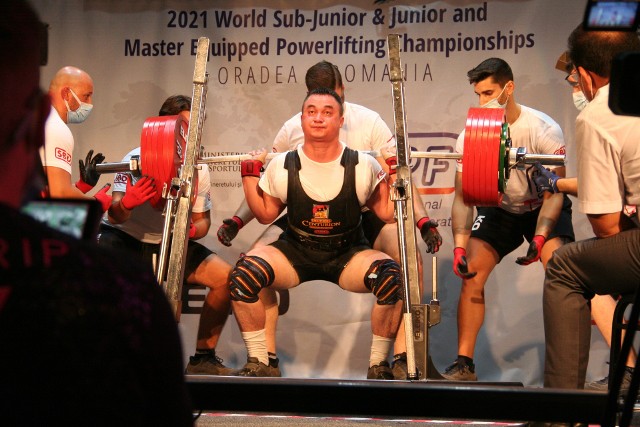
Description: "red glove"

(93, 184), (112, 213)
(75, 178), (93, 194)
(453, 247), (477, 279)
(121, 175), (157, 210)
(385, 156), (397, 175)
(516, 235), (546, 266)
(189, 220), (197, 239)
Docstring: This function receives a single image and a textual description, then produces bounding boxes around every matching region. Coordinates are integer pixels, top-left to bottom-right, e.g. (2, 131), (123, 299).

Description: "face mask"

(64, 88), (93, 124)
(481, 83), (510, 109)
(572, 91), (588, 111)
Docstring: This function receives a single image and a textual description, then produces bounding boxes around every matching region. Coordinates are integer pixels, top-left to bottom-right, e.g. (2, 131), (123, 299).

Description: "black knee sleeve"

(229, 255), (275, 303)
(364, 259), (403, 305)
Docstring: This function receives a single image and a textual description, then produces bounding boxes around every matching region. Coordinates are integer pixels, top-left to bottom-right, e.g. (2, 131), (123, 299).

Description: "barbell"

(95, 107), (564, 209)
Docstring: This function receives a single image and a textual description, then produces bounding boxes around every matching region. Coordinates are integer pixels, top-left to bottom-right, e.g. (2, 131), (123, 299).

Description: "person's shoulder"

(283, 112), (302, 126)
(355, 148), (379, 167)
(266, 150), (289, 169)
(344, 101), (383, 119)
(120, 146), (141, 161)
(45, 107), (72, 137)
(520, 104), (560, 127)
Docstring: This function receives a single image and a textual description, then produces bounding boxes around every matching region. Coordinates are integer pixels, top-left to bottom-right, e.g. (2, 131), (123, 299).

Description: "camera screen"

(21, 199), (102, 240)
(584, 1), (640, 30)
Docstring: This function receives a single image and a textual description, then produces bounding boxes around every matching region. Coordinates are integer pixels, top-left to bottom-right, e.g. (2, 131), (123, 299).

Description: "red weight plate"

(140, 116), (184, 210)
(140, 118), (158, 198)
(473, 108), (489, 205)
(159, 115), (186, 210)
(151, 117), (166, 209)
(480, 110), (493, 205)
(482, 109), (501, 206)
(462, 111), (472, 203)
(485, 109), (500, 205)
(478, 110), (491, 205)
(473, 109), (486, 205)
(491, 109), (504, 204)
(470, 109), (486, 205)
(157, 117), (171, 186)
(148, 118), (165, 209)
(462, 108), (479, 205)
(462, 108), (506, 206)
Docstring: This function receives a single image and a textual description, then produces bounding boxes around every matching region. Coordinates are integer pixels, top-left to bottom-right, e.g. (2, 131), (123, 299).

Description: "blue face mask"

(64, 88), (93, 124)
(572, 91), (588, 111)
(481, 82), (510, 109)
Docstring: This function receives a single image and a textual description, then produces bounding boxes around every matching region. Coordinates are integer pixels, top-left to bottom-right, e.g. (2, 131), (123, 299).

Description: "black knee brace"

(229, 255), (275, 303)
(364, 259), (403, 305)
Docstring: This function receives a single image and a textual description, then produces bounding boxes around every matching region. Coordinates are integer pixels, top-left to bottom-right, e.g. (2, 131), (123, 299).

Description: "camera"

(21, 198), (102, 240)
(582, 1), (640, 117)
(583, 0), (640, 31)
(610, 51), (640, 116)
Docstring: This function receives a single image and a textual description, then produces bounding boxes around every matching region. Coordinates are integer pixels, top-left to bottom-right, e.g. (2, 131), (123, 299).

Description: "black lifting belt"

(286, 222), (362, 252)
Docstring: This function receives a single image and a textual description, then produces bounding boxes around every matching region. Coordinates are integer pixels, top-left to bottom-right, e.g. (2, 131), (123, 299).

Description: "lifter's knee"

(364, 259), (402, 305)
(229, 255), (275, 303)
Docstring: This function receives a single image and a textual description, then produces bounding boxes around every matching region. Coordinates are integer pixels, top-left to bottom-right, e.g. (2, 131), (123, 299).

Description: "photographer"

(542, 26), (640, 390)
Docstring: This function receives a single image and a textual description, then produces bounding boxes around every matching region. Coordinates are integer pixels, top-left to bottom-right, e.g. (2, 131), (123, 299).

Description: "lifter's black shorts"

(270, 228), (370, 284)
(98, 224), (214, 278)
(470, 194), (575, 262)
(272, 210), (386, 247)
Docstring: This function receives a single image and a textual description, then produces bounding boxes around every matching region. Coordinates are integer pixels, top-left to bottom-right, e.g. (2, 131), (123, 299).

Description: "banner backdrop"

(31, 0), (608, 385)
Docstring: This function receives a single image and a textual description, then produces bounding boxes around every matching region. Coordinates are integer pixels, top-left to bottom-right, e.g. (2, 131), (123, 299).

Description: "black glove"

(417, 217), (442, 254)
(453, 247), (477, 279)
(79, 149), (105, 187)
(217, 216), (244, 247)
(515, 235), (546, 266)
(532, 162), (559, 194)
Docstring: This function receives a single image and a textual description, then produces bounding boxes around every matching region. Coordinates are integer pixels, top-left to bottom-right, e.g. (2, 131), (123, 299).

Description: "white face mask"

(480, 83), (509, 109)
(572, 91), (588, 111)
(64, 88), (93, 124)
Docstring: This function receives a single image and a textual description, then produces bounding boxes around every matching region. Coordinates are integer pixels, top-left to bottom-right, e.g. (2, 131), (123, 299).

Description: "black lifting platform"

(186, 376), (609, 425)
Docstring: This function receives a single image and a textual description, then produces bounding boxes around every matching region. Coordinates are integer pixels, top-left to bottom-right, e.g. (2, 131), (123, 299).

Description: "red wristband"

(241, 159), (263, 178)
(417, 217), (430, 229)
(231, 215), (244, 229)
(385, 157), (397, 175)
(532, 235), (546, 247)
(75, 179), (93, 194)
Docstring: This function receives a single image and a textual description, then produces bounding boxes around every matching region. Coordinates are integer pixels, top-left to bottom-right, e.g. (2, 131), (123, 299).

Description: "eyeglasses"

(565, 72), (580, 88)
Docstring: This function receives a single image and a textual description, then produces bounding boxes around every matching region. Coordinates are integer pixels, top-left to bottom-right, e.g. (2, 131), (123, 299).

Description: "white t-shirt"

(259, 143), (385, 207)
(576, 84), (640, 215)
(102, 147), (212, 244)
(271, 101), (394, 153)
(40, 107), (74, 174)
(455, 105), (566, 214)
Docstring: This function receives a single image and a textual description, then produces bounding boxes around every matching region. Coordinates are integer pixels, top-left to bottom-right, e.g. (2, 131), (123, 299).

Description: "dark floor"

(194, 412), (529, 426)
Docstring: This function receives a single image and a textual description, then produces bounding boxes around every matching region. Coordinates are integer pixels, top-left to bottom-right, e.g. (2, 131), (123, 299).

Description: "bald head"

(49, 66), (94, 122)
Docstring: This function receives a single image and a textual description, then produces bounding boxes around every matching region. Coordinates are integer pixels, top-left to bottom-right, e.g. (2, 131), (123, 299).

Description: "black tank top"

(283, 147), (363, 251)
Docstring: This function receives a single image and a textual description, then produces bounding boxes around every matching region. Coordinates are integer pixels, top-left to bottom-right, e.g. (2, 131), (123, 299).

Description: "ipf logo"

(407, 132), (458, 195)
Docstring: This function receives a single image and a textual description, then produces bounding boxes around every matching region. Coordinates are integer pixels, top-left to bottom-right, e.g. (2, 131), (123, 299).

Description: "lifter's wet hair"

(467, 57), (513, 87)
(301, 87), (344, 116)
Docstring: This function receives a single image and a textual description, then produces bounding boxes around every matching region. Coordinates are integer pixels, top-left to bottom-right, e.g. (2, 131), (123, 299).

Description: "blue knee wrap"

(229, 255), (275, 303)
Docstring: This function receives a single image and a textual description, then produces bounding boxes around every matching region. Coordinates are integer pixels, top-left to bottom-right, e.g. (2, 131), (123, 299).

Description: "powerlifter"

(230, 88), (404, 378)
